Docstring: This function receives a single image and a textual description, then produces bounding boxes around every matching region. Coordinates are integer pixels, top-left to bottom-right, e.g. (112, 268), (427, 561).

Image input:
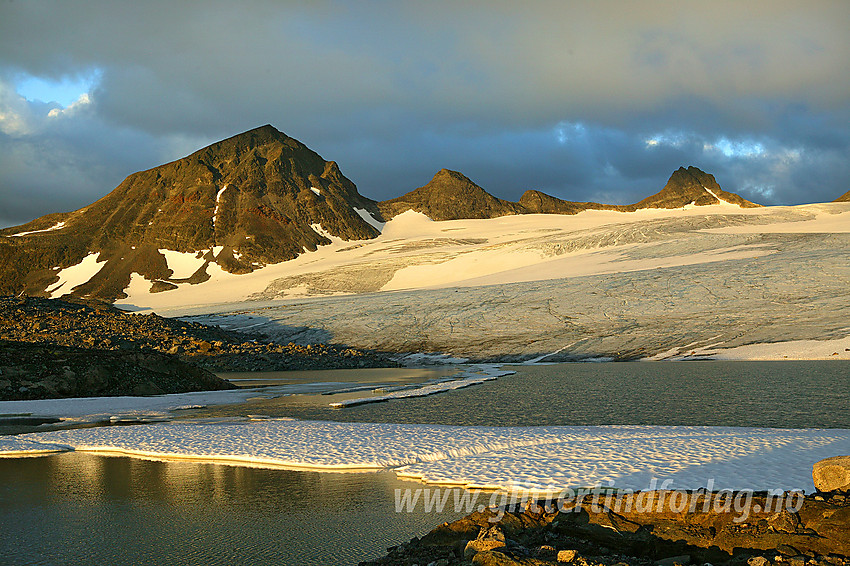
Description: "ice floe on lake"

(4, 421), (848, 493)
(0, 386), (288, 424)
(330, 366), (514, 407)
(0, 435), (69, 457)
(0, 364), (508, 423)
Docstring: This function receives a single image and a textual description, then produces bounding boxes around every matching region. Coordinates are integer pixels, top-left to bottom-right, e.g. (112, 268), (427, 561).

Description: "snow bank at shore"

(4, 421), (848, 493)
(643, 334), (850, 361)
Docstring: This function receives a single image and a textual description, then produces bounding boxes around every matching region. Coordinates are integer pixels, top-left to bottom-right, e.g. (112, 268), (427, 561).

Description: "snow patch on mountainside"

(212, 184), (228, 229)
(47, 253), (106, 298)
(7, 221), (66, 237)
(701, 185), (742, 208)
(310, 223), (342, 242)
(159, 249), (206, 279)
(354, 207), (385, 232)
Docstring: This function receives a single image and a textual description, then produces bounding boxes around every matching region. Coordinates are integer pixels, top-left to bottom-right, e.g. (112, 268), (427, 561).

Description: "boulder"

(813, 456), (850, 493)
(464, 526), (507, 557)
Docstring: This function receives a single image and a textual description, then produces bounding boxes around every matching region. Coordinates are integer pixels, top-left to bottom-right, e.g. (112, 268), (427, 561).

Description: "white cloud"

(0, 81), (40, 136)
(47, 92), (91, 118)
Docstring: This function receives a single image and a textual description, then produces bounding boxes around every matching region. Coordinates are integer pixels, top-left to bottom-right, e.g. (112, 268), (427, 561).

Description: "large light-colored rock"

(813, 455), (850, 492)
(464, 526), (506, 557)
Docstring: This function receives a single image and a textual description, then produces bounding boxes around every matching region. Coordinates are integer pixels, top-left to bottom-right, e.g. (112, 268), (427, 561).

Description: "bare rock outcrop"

(813, 455), (850, 493)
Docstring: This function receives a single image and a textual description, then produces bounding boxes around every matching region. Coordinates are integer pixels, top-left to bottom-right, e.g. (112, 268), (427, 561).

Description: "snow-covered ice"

(106, 201), (850, 363)
(4, 421), (847, 493)
(0, 386), (293, 424)
(655, 334), (850, 361)
(47, 252), (106, 298)
(114, 203), (790, 312)
(329, 367), (514, 407)
(0, 435), (69, 457)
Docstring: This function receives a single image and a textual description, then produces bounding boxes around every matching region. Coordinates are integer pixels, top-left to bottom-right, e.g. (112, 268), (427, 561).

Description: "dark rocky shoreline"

(0, 339), (235, 399)
(0, 296), (398, 400)
(362, 489), (849, 566)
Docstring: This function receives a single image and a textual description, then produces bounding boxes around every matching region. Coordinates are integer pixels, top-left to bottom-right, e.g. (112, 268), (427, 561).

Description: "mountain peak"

(378, 169), (525, 220)
(0, 127), (382, 301)
(632, 166), (760, 209)
(431, 168), (472, 182)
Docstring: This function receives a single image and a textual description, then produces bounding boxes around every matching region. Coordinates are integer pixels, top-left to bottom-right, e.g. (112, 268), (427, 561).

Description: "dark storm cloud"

(1, 1), (848, 226)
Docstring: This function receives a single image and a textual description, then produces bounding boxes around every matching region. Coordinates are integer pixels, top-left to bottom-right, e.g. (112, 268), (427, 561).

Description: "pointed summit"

(630, 166), (760, 210)
(0, 126), (383, 301)
(834, 189), (850, 202)
(378, 169), (525, 221)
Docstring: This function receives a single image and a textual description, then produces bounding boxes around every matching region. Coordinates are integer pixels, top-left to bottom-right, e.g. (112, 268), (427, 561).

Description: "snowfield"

(116, 203), (792, 311)
(101, 201), (850, 361)
(3, 421), (848, 493)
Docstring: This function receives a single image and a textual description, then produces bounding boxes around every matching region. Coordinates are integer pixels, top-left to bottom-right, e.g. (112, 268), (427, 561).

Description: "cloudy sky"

(1, 1), (849, 227)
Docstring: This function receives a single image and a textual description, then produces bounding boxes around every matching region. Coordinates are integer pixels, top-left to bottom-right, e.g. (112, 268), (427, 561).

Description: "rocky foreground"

(0, 339), (235, 399)
(0, 296), (397, 400)
(363, 488), (849, 566)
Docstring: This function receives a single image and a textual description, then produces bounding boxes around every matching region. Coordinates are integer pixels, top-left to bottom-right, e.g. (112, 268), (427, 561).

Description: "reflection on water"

(233, 361), (850, 428)
(3, 361), (849, 565)
(0, 453), (463, 566)
(219, 366), (457, 388)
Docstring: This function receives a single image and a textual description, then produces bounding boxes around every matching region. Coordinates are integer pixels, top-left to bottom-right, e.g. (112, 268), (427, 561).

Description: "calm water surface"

(2, 361), (849, 565)
(200, 361), (850, 428)
(0, 453), (463, 566)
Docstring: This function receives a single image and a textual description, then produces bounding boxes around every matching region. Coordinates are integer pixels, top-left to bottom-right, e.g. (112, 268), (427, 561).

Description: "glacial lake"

(2, 360), (849, 565)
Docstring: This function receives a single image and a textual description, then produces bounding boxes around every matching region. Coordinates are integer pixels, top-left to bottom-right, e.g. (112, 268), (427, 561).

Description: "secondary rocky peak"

(631, 166), (760, 210)
(378, 169), (525, 221)
(518, 190), (617, 215)
(835, 189), (850, 202)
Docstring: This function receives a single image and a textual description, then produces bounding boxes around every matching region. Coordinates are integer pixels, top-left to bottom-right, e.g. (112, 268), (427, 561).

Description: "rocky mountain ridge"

(379, 165), (760, 221)
(2, 125), (763, 302)
(0, 125), (382, 301)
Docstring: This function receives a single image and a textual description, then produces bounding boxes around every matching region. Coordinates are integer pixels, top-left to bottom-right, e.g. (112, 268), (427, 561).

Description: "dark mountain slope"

(0, 125), (384, 301)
